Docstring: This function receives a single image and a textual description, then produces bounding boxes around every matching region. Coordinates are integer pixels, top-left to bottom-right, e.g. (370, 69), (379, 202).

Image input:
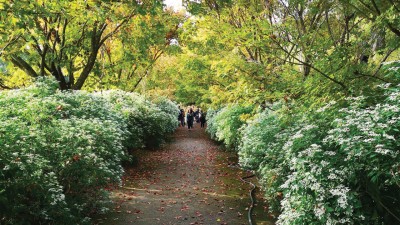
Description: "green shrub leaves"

(207, 63), (400, 224)
(0, 78), (178, 224)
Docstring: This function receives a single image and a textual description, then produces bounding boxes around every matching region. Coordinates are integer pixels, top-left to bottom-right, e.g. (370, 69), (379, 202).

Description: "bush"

(238, 105), (295, 211)
(234, 63), (400, 224)
(205, 108), (220, 140)
(237, 98), (400, 224)
(275, 67), (400, 225)
(151, 96), (180, 134)
(98, 91), (179, 149)
(206, 105), (253, 150)
(0, 78), (179, 224)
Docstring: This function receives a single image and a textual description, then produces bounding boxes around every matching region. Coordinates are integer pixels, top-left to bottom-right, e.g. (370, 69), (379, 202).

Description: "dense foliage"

(0, 78), (178, 224)
(0, 0), (183, 91)
(206, 105), (253, 150)
(141, 0), (400, 108)
(207, 63), (400, 224)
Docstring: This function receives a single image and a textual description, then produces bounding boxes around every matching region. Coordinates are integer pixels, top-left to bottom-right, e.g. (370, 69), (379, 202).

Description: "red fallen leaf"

(180, 205), (189, 211)
(72, 155), (80, 162)
(134, 209), (141, 214)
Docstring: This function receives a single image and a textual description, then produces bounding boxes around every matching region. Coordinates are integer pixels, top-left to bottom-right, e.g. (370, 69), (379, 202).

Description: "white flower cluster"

(235, 84), (400, 224)
(329, 185), (350, 209)
(0, 78), (179, 223)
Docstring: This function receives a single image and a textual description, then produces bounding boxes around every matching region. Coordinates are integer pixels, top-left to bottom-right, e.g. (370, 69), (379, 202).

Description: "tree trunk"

(73, 29), (102, 90)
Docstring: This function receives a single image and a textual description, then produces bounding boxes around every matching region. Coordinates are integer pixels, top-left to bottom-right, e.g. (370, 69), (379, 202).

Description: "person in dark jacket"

(186, 108), (194, 130)
(178, 108), (185, 127)
(195, 108), (200, 123)
(200, 111), (206, 128)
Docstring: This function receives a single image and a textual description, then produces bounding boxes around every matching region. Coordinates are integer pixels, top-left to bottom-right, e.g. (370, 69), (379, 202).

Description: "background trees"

(1, 0), (399, 103)
(143, 0), (399, 107)
(0, 0), (183, 90)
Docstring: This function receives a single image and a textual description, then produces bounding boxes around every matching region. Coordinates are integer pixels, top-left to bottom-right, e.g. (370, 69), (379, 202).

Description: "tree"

(84, 8), (185, 92)
(0, 0), (163, 90)
(343, 0), (400, 37)
(156, 0), (400, 108)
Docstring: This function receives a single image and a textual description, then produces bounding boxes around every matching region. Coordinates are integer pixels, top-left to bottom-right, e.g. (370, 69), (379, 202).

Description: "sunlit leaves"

(0, 0), (167, 90)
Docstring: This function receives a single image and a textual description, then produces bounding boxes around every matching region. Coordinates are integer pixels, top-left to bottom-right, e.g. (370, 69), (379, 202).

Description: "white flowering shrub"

(151, 96), (180, 134)
(0, 78), (178, 224)
(205, 108), (220, 140)
(99, 91), (179, 149)
(236, 63), (400, 224)
(97, 90), (150, 149)
(206, 105), (253, 150)
(275, 117), (365, 224)
(238, 106), (295, 211)
(239, 98), (400, 224)
(0, 80), (128, 223)
(140, 106), (174, 148)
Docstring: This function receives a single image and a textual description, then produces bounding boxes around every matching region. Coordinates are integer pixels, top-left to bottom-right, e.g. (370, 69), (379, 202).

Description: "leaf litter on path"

(95, 125), (275, 225)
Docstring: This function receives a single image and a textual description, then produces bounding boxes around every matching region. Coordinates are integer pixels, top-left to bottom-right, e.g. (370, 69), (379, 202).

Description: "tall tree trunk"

(73, 28), (102, 90)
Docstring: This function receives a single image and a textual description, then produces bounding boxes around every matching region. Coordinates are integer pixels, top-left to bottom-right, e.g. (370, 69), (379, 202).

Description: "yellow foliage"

(1, 69), (32, 88)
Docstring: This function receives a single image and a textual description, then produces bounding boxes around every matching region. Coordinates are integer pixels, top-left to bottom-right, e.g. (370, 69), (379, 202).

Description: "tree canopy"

(1, 0), (399, 106)
(0, 0), (183, 90)
(144, 0), (400, 107)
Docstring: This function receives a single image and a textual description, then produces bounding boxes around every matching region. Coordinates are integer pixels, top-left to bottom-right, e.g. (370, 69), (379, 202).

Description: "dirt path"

(96, 124), (275, 225)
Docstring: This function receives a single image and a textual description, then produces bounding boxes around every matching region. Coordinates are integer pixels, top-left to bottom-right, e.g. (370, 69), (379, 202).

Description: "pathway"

(96, 124), (275, 225)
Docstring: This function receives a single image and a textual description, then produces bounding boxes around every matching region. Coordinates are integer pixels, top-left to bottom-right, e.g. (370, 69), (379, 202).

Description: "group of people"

(178, 106), (206, 130)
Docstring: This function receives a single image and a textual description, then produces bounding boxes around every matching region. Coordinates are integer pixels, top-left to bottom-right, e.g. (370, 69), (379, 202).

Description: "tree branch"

(0, 34), (22, 57)
(271, 38), (348, 91)
(366, 190), (400, 223)
(100, 10), (136, 45)
(352, 71), (390, 82)
(386, 23), (400, 37)
(373, 44), (399, 76)
(10, 56), (38, 77)
(325, 9), (337, 47)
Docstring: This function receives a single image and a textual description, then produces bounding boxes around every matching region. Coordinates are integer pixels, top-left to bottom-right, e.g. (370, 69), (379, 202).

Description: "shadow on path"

(96, 124), (275, 225)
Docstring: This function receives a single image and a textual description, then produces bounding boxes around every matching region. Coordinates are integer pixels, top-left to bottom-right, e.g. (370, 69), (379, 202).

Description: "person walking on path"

(178, 108), (185, 127)
(186, 108), (194, 130)
(195, 108), (200, 123)
(200, 111), (206, 128)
